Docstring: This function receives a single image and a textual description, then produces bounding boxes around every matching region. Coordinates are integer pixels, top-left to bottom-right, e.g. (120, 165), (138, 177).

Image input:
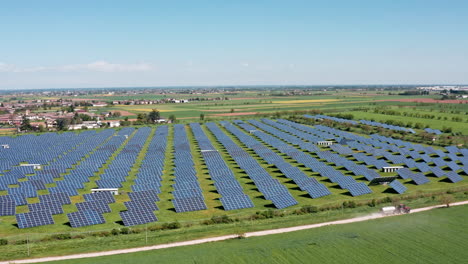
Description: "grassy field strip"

(4, 201), (467, 264)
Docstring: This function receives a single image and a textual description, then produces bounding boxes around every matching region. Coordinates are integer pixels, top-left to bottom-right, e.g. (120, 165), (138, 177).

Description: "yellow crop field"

(276, 99), (341, 104)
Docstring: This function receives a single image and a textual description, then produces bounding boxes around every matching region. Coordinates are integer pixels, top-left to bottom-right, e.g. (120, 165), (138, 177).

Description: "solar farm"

(0, 117), (467, 232)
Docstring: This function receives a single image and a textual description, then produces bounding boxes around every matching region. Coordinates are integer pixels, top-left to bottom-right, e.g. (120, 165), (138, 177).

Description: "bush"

(14, 239), (28, 245)
(162, 222), (181, 230)
(120, 228), (130, 234)
(0, 239), (8, 246)
(210, 215), (233, 224)
(299, 205), (319, 214)
(50, 233), (72, 240)
(111, 229), (120, 236)
(342, 201), (356, 208)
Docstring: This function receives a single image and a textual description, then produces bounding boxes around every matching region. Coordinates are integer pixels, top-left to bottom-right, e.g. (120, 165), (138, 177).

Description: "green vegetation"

(36, 205), (468, 264)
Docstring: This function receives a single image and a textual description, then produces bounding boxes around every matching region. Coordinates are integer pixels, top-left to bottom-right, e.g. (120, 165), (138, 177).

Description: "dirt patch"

(209, 112), (258, 117)
(376, 98), (467, 104)
(111, 110), (135, 117)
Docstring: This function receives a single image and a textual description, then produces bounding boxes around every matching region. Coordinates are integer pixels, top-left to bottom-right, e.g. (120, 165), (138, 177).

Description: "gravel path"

(4, 200), (468, 264)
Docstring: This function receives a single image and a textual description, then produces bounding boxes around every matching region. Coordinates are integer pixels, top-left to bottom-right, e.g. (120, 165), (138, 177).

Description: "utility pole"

(27, 234), (30, 257)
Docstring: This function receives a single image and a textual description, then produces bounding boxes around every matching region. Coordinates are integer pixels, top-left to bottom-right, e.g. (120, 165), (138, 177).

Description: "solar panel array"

(16, 210), (55, 229)
(190, 123), (254, 211)
(120, 209), (158, 227)
(172, 124), (207, 212)
(0, 116), (466, 228)
(67, 210), (105, 228)
(389, 180), (407, 194)
(424, 128), (443, 135)
(304, 114), (359, 125)
(28, 201), (64, 215)
(245, 119), (373, 196)
(219, 121), (298, 208)
(0, 200), (16, 216)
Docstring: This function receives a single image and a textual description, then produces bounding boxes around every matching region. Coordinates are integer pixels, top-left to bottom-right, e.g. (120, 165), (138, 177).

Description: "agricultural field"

(46, 204), (468, 264)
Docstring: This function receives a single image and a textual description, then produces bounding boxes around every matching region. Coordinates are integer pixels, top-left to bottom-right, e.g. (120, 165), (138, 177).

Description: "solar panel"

(8, 194), (27, 206)
(172, 188), (203, 199)
(38, 192), (71, 205)
(0, 201), (16, 216)
(411, 173), (430, 185)
(83, 192), (116, 204)
(67, 210), (105, 228)
(303, 183), (332, 198)
(120, 209), (158, 226)
(346, 182), (372, 197)
(389, 180), (407, 194)
(28, 201), (64, 215)
(445, 172), (463, 183)
(269, 193), (298, 209)
(76, 200), (111, 213)
(173, 197), (207, 213)
(16, 210), (55, 229)
(124, 198), (159, 211)
(131, 183), (161, 193)
(220, 194), (254, 211)
(128, 189), (160, 202)
(217, 186), (246, 197)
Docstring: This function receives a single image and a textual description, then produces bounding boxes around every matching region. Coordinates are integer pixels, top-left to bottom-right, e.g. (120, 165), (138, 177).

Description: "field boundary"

(4, 200), (468, 264)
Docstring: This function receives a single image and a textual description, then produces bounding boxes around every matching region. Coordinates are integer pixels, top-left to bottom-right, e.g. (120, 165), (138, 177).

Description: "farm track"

(4, 200), (468, 264)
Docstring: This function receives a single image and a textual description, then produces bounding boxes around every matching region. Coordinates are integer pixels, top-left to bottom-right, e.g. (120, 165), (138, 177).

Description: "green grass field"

(48, 204), (468, 264)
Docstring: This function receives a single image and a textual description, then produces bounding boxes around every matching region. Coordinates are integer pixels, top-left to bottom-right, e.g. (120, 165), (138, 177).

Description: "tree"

(20, 116), (32, 131)
(439, 194), (454, 207)
(112, 111), (121, 117)
(200, 113), (205, 121)
(38, 124), (46, 132)
(168, 114), (176, 123)
(148, 109), (160, 123)
(56, 118), (70, 131)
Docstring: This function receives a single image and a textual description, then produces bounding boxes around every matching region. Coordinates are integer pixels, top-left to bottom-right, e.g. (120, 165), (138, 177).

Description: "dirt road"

(4, 201), (468, 264)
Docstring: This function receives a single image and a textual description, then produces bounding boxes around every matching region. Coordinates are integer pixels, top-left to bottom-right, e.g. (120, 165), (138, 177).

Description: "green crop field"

(48, 204), (468, 264)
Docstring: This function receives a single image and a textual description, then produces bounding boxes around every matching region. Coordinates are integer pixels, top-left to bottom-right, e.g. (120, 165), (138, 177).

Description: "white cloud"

(0, 61), (154, 73)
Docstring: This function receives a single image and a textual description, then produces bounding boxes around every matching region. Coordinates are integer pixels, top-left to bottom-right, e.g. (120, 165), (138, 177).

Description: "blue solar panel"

(411, 173), (430, 185)
(28, 201), (64, 215)
(76, 200), (111, 213)
(124, 198), (159, 211)
(16, 210), (55, 229)
(269, 193), (298, 209)
(389, 180), (407, 194)
(220, 194), (254, 211)
(8, 194), (27, 206)
(67, 210), (105, 228)
(345, 182), (372, 196)
(120, 209), (158, 227)
(303, 183), (332, 198)
(38, 192), (71, 205)
(0, 201), (16, 216)
(128, 189), (160, 202)
(172, 188), (203, 199)
(445, 172), (463, 183)
(173, 197), (207, 213)
(83, 192), (116, 204)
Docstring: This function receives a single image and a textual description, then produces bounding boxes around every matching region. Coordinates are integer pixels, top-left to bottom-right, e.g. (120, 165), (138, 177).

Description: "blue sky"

(1, 0), (467, 89)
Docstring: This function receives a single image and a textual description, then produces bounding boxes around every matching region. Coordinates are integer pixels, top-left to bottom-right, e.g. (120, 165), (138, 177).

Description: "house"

(155, 118), (167, 123)
(92, 102), (107, 107)
(107, 121), (120, 127)
(68, 121), (100, 130)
